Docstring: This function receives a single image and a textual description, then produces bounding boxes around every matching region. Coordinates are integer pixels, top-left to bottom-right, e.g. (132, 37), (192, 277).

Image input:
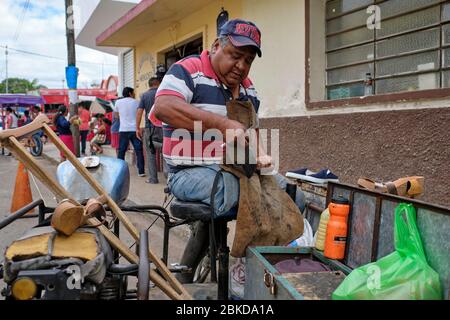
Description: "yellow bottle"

(315, 208), (330, 251)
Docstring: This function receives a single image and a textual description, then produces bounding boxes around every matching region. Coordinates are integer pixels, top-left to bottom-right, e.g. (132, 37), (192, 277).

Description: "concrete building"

(94, 0), (450, 206)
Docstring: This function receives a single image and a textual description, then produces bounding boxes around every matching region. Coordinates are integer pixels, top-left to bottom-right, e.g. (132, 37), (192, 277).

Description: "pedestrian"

(53, 105), (78, 162)
(21, 110), (32, 126)
(31, 106), (47, 143)
(114, 87), (145, 177)
(5, 107), (18, 129)
(31, 105), (42, 119)
(90, 114), (107, 155)
(78, 103), (91, 156)
(104, 110), (112, 145)
(110, 100), (120, 156)
(4, 107), (19, 156)
(136, 77), (166, 184)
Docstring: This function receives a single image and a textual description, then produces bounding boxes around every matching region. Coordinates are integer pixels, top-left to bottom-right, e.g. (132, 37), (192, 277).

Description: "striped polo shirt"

(154, 50), (260, 170)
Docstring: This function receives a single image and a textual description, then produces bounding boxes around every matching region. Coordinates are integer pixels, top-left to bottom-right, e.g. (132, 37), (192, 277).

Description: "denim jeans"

(118, 131), (145, 175)
(168, 165), (240, 217)
(80, 130), (89, 154)
(143, 127), (168, 183)
(168, 165), (307, 218)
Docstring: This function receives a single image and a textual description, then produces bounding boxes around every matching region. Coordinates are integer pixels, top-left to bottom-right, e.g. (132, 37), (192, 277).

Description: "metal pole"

(65, 0), (80, 157)
(0, 199), (44, 230)
(5, 45), (8, 93)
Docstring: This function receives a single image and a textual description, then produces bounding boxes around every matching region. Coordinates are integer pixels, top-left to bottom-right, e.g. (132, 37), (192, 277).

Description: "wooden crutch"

(0, 116), (192, 300)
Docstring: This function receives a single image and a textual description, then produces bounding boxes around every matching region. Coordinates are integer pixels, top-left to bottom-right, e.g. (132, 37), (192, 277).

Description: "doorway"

(164, 36), (203, 70)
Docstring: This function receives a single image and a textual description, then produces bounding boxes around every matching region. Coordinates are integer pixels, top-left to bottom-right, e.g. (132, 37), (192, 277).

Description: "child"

(90, 114), (106, 155)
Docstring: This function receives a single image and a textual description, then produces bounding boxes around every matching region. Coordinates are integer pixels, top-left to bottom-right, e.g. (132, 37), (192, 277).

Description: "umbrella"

(0, 94), (44, 105)
(89, 100), (106, 115)
(95, 97), (114, 113)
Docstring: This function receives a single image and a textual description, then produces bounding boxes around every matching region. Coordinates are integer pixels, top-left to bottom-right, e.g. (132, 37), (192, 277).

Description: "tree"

(0, 78), (47, 93)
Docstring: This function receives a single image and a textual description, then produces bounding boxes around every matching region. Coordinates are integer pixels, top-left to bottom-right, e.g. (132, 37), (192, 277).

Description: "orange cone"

(10, 161), (34, 214)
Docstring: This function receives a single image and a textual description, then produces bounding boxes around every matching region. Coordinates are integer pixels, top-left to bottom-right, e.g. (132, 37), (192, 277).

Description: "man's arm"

(136, 108), (144, 140)
(154, 95), (245, 135)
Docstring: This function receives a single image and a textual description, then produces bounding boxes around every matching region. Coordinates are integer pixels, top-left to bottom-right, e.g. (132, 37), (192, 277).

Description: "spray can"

(324, 196), (350, 260)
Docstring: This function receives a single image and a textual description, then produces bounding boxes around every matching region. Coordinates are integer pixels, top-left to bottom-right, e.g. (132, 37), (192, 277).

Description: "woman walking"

(53, 105), (78, 162)
(79, 104), (91, 156)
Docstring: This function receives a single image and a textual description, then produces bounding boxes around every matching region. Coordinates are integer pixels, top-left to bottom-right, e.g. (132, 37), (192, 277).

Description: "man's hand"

(256, 154), (273, 170)
(223, 119), (248, 147)
(136, 108), (144, 140)
(136, 127), (143, 140)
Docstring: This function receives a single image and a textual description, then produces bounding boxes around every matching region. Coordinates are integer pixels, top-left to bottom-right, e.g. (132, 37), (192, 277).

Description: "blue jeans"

(168, 165), (239, 217)
(168, 165), (307, 218)
(143, 127), (168, 183)
(80, 130), (89, 154)
(118, 131), (145, 175)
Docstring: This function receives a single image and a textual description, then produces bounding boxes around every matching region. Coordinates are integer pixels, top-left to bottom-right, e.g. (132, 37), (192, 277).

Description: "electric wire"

(13, 0), (31, 42)
(0, 45), (117, 66)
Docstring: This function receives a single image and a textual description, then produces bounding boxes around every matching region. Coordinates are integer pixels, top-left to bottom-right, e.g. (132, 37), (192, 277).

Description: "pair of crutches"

(0, 114), (192, 300)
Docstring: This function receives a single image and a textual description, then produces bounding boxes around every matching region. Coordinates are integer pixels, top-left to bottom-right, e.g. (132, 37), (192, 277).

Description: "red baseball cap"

(219, 19), (262, 57)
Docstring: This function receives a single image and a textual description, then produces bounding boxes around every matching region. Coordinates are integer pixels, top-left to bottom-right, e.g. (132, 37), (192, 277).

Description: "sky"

(0, 0), (118, 90)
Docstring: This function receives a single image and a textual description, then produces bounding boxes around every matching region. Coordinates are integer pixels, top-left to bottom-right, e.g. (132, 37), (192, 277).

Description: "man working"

(153, 19), (271, 216)
(136, 77), (165, 184)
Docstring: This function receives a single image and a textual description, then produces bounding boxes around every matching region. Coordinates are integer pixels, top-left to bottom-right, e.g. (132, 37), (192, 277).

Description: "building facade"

(74, 0), (140, 94)
(95, 0), (450, 206)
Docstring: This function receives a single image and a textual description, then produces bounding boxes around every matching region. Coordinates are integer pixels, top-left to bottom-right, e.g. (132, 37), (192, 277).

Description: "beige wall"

(134, 0), (450, 120)
(309, 0), (326, 102)
(243, 0), (307, 118)
(133, 0), (243, 97)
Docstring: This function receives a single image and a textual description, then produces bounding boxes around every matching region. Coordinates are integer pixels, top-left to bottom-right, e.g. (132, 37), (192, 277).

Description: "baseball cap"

(219, 19), (262, 57)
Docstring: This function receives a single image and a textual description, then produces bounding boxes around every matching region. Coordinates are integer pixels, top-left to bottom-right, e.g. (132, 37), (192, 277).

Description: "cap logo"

(235, 23), (261, 47)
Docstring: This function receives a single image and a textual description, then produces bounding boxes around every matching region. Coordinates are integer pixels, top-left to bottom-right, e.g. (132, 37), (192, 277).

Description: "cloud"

(0, 0), (117, 89)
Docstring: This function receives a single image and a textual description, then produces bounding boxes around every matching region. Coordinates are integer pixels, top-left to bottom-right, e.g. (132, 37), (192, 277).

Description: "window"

(122, 49), (134, 89)
(164, 37), (203, 70)
(325, 0), (450, 100)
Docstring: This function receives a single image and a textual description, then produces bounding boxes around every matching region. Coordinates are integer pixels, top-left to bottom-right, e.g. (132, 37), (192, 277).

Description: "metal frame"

(325, 0), (450, 95)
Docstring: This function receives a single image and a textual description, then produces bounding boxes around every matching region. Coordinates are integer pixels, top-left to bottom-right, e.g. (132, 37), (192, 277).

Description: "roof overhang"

(76, 0), (138, 55)
(96, 0), (214, 47)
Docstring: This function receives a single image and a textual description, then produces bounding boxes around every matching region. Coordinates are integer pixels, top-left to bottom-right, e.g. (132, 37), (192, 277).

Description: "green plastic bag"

(332, 203), (442, 300)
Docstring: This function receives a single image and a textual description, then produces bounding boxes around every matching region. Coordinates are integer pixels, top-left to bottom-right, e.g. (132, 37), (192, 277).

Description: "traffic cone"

(10, 161), (34, 214)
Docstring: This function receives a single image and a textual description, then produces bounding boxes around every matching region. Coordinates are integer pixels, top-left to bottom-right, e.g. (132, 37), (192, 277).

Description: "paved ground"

(0, 142), (195, 300)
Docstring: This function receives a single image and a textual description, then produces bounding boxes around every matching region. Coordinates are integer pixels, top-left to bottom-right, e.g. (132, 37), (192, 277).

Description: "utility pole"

(65, 0), (80, 156)
(5, 45), (8, 93)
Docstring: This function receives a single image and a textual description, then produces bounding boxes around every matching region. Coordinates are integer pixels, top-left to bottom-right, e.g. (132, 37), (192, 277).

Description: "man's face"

(211, 39), (257, 89)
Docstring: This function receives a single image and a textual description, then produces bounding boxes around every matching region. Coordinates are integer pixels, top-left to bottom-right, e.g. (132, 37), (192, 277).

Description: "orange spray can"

(324, 196), (350, 260)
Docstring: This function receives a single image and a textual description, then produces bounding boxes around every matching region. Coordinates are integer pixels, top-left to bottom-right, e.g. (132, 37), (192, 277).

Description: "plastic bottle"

(364, 72), (373, 96)
(324, 196), (350, 260)
(315, 208), (330, 251)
